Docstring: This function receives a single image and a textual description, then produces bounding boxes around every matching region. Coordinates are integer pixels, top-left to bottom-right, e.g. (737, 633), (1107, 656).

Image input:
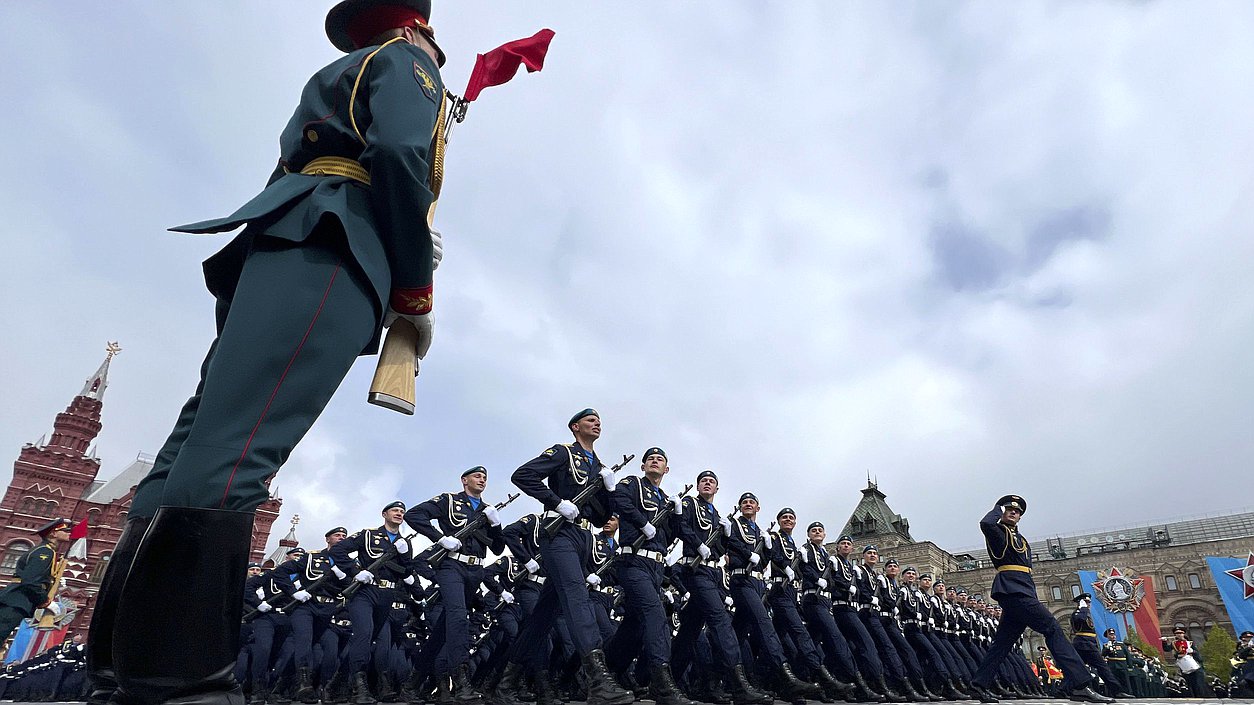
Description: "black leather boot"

(705, 673), (733, 705)
(435, 672), (454, 705)
(349, 672), (377, 705)
(938, 677), (966, 701)
(582, 649), (634, 705)
(776, 662), (822, 701)
(324, 671), (350, 705)
(850, 672), (884, 703)
(451, 664), (486, 703)
(876, 676), (904, 702)
(533, 669), (560, 705)
(896, 677), (922, 702)
(112, 507), (251, 705)
(815, 664), (856, 700)
(293, 668), (317, 704)
(726, 665), (773, 705)
(85, 516), (150, 705)
(249, 679), (269, 705)
(1068, 685), (1113, 703)
(912, 678), (941, 701)
(649, 663), (695, 705)
(490, 663), (526, 705)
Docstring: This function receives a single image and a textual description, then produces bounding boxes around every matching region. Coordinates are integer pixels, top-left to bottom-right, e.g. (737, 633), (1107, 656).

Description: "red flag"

(67, 517), (89, 561)
(464, 29), (555, 102)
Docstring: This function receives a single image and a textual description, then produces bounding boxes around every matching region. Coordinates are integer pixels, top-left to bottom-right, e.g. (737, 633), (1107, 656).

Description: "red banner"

(1132, 575), (1163, 654)
(464, 29), (555, 102)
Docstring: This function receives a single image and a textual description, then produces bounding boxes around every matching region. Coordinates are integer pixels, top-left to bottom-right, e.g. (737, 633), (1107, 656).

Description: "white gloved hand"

(850, 584), (858, 597)
(719, 516), (733, 536)
(256, 587), (266, 600)
(501, 590), (515, 604)
(586, 573), (601, 587)
(762, 532), (773, 550)
(749, 553), (761, 566)
(669, 495), (683, 514)
(403, 575), (416, 586)
(483, 505), (501, 527)
(331, 565), (347, 580)
(599, 468), (616, 491)
(556, 500), (580, 521)
(871, 596), (881, 609)
(46, 601), (62, 616)
(641, 523), (657, 540)
(393, 538), (409, 554)
(292, 590), (312, 603)
(382, 309), (434, 376)
(928, 617), (935, 627)
(438, 536), (462, 551)
(724, 596), (734, 608)
(257, 601), (273, 613)
(697, 544), (712, 560)
(525, 559), (541, 574)
(430, 227), (443, 270)
(817, 577), (827, 589)
(786, 566), (797, 581)
(355, 570), (375, 584)
(663, 590), (675, 604)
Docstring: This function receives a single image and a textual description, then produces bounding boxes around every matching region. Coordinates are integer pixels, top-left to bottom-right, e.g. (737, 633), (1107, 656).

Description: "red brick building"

(0, 346), (284, 631)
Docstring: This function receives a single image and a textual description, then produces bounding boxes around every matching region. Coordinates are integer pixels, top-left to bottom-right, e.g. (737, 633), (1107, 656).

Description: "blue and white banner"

(1078, 570), (1127, 639)
(1206, 554), (1254, 635)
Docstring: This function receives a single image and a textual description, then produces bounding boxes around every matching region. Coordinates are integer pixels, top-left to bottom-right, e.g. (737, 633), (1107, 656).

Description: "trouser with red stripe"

(129, 228), (378, 519)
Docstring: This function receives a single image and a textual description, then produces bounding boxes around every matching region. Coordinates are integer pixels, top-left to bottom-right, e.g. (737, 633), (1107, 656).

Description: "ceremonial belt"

(541, 511), (591, 531)
(314, 595), (338, 604)
(801, 588), (831, 598)
(333, 618), (351, 627)
(374, 579), (397, 589)
(527, 575), (546, 585)
(1076, 631), (1097, 637)
(590, 584), (616, 594)
(680, 556), (720, 568)
(878, 611), (892, 618)
(1106, 657), (1126, 661)
(729, 568), (764, 578)
(621, 547), (665, 563)
(832, 599), (852, 607)
(391, 602), (407, 610)
(996, 565), (1032, 573)
(447, 551), (482, 566)
(901, 618), (918, 625)
(299, 156), (370, 185)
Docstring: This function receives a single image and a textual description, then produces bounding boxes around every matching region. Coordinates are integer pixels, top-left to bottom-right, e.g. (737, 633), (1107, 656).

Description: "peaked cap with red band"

(326, 0), (445, 65)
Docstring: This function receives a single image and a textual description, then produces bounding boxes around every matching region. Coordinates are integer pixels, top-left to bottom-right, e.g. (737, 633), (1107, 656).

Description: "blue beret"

(738, 492), (758, 505)
(837, 534), (854, 543)
(382, 500), (405, 513)
(643, 447), (666, 461)
(885, 558), (899, 567)
(777, 507), (796, 519)
(568, 408), (599, 426)
(696, 470), (718, 483)
(461, 466), (487, 478)
(325, 526), (348, 538)
(807, 521), (824, 531)
(862, 544), (878, 554)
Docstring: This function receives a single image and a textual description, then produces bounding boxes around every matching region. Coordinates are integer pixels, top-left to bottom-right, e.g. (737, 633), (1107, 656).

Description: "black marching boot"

(112, 508), (251, 705)
(248, 679), (269, 705)
(293, 668), (317, 704)
(727, 665), (773, 705)
(938, 677), (967, 701)
(1068, 685), (1113, 704)
(581, 649), (635, 705)
(349, 672), (377, 705)
(649, 663), (696, 705)
(815, 665), (857, 701)
(452, 664), (485, 704)
(324, 671), (350, 705)
(777, 662), (823, 701)
(85, 516), (150, 705)
(490, 662), (527, 705)
(896, 677), (922, 702)
(533, 669), (560, 705)
(850, 672), (884, 703)
(875, 676), (904, 702)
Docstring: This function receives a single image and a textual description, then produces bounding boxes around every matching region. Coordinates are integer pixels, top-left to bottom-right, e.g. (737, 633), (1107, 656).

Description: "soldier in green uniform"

(0, 519), (72, 641)
(1100, 629), (1134, 697)
(86, 3), (450, 705)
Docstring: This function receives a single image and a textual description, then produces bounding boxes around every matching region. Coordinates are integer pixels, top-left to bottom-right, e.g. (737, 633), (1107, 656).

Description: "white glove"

(393, 538), (409, 554)
(501, 590), (515, 604)
(871, 596), (881, 609)
(438, 536), (462, 551)
(556, 500), (580, 521)
(749, 553), (761, 566)
(292, 590), (312, 603)
(599, 468), (616, 491)
(641, 523), (657, 540)
(382, 309), (434, 375)
(483, 506), (501, 527)
(663, 591), (675, 604)
(430, 227), (443, 270)
(257, 601), (273, 613)
(697, 544), (712, 560)
(849, 584), (858, 597)
(355, 570), (375, 584)
(256, 587), (266, 600)
(928, 617), (935, 627)
(331, 565), (347, 580)
(719, 516), (733, 536)
(724, 596), (734, 608)
(670, 495), (683, 514)
(786, 566), (797, 581)
(762, 532), (773, 550)
(586, 573), (601, 587)
(403, 575), (416, 586)
(525, 559), (541, 574)
(817, 577), (827, 589)
(46, 601), (62, 616)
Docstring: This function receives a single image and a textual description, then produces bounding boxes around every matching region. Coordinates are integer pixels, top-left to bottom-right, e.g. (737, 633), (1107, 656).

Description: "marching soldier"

(1101, 629), (1135, 699)
(897, 567), (965, 699)
(0, 518), (71, 641)
(1069, 594), (1129, 698)
(498, 409), (633, 705)
(1234, 630), (1254, 697)
(605, 447), (689, 705)
(88, 1), (451, 702)
(855, 548), (924, 701)
(876, 558), (940, 700)
(830, 535), (901, 701)
(275, 527), (352, 703)
(250, 548), (304, 703)
(967, 495), (1111, 703)
(329, 501), (420, 703)
(405, 466), (505, 703)
(724, 493), (816, 702)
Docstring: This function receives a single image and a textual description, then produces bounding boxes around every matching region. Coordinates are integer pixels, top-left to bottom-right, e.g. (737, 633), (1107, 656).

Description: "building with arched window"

(0, 347), (284, 639)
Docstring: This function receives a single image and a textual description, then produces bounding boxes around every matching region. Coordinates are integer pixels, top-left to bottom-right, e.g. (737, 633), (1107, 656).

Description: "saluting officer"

(968, 495), (1111, 704)
(405, 466), (504, 703)
(498, 409), (632, 705)
(604, 447), (689, 705)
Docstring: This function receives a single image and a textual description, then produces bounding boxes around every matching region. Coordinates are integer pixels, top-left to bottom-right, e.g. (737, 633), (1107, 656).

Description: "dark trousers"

(0, 605), (32, 643)
(1073, 639), (1119, 692)
(130, 231), (377, 518)
(925, 630), (966, 679)
(833, 606), (884, 681)
(801, 596), (861, 681)
(509, 526), (600, 667)
(606, 557), (670, 669)
(289, 600), (336, 674)
(971, 593), (1091, 691)
(251, 612), (291, 686)
(879, 617), (924, 680)
(769, 587), (822, 675)
(672, 566), (741, 676)
(903, 626), (950, 680)
(346, 586), (397, 675)
(729, 577), (786, 668)
(858, 609), (906, 681)
(432, 561), (483, 675)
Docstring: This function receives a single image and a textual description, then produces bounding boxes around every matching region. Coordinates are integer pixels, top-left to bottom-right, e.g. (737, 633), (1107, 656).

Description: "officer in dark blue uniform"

(671, 471), (771, 705)
(1069, 594), (1130, 698)
(897, 567), (965, 700)
(605, 447), (690, 705)
(250, 548), (303, 703)
(854, 546), (922, 701)
(329, 501), (419, 704)
(829, 534), (900, 701)
(725, 493), (815, 702)
(496, 409), (632, 705)
(874, 557), (937, 700)
(968, 495), (1112, 704)
(274, 527), (351, 703)
(405, 466), (505, 703)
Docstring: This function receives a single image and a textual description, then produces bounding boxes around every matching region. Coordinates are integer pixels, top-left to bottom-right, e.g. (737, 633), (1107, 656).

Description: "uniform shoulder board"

(350, 530), (364, 539)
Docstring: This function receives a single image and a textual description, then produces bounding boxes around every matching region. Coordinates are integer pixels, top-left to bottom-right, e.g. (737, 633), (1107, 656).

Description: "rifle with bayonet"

(421, 492), (521, 567)
(541, 453), (635, 537)
(589, 483), (694, 582)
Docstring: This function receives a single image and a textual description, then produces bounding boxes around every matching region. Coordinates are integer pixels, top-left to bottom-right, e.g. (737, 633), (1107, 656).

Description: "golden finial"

(291, 514), (300, 528)
(106, 342), (122, 360)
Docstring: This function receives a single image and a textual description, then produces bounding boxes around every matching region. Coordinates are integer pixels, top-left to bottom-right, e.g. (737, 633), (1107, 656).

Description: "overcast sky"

(2, 2), (1253, 557)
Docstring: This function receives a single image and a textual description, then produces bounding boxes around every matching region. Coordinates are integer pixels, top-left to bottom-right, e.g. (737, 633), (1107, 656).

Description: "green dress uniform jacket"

(0, 542), (56, 614)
